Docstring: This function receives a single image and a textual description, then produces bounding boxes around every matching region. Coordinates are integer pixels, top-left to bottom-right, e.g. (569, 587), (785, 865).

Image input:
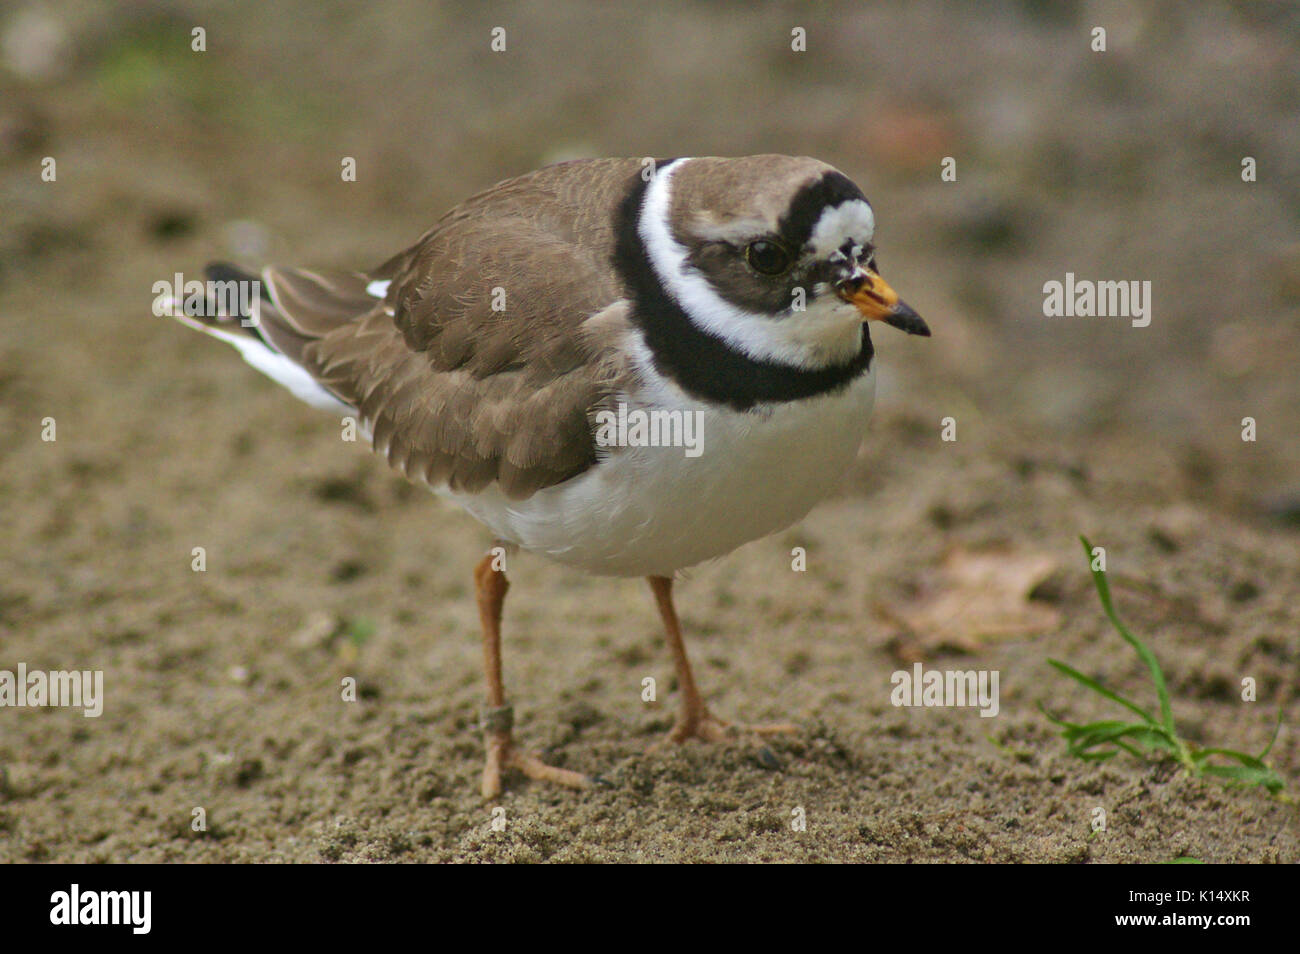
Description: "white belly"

(444, 369), (875, 577)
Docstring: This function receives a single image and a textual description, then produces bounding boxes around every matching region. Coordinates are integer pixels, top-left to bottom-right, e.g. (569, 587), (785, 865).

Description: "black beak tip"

(885, 305), (931, 337)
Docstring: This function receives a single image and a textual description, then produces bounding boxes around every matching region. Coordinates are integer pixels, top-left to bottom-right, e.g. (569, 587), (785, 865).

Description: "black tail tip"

(205, 262), (259, 286)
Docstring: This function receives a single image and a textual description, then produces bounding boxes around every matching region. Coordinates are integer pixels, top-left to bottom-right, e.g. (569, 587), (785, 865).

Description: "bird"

(170, 155), (930, 798)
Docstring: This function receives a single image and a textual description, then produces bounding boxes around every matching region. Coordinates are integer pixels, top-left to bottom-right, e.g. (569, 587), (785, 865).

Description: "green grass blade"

(1046, 659), (1157, 724)
(1201, 763), (1285, 794)
(1077, 724), (1177, 755)
(1041, 710), (1161, 759)
(1197, 747), (1284, 792)
(1062, 719), (1150, 743)
(1037, 703), (1083, 730)
(1058, 720), (1181, 762)
(1259, 709), (1283, 760)
(1196, 747), (1269, 768)
(1110, 739), (1150, 760)
(1080, 536), (1176, 735)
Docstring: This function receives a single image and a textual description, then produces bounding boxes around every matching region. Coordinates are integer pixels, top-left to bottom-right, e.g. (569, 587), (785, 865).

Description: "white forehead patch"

(807, 200), (875, 258)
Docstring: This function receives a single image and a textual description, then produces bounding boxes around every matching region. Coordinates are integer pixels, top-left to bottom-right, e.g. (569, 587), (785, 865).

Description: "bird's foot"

(480, 706), (590, 799)
(656, 706), (800, 748)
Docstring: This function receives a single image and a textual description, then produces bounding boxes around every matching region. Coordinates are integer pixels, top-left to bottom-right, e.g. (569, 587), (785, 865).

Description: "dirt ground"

(1, 1), (1297, 863)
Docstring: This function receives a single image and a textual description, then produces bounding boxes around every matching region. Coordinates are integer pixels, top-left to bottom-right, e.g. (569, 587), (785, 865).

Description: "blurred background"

(0, 0), (1297, 861)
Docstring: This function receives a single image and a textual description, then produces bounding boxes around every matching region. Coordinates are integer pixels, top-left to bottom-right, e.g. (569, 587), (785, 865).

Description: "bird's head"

(633, 155), (928, 373)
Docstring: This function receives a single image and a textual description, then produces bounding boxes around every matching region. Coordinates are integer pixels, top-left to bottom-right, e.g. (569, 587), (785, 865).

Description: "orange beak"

(836, 270), (930, 336)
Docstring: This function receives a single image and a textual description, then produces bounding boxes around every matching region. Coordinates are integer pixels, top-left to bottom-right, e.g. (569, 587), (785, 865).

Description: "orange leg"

(647, 575), (799, 745)
(475, 551), (589, 799)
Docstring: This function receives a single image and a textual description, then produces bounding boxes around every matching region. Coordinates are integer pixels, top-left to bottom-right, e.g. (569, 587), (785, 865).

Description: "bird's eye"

(745, 240), (792, 275)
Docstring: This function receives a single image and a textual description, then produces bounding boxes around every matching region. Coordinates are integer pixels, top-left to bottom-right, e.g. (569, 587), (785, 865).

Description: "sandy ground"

(1, 0), (1297, 862)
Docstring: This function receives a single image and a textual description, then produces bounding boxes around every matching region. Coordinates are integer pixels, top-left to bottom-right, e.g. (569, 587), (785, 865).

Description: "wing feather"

(255, 158), (644, 498)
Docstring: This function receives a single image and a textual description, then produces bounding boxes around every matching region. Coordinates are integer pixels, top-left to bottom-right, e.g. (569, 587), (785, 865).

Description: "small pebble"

(755, 746), (783, 771)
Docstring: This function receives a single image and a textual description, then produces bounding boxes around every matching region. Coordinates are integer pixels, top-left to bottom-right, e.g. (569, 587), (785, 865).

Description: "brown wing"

(261, 158), (643, 499)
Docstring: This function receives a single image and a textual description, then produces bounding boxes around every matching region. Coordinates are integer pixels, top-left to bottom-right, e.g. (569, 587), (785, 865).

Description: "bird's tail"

(164, 262), (354, 413)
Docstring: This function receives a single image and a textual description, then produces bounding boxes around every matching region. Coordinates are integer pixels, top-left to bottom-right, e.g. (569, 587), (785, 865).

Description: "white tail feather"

(168, 302), (353, 414)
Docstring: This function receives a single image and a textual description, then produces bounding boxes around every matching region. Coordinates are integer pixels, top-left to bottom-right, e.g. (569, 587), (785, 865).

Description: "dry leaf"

(884, 545), (1062, 663)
